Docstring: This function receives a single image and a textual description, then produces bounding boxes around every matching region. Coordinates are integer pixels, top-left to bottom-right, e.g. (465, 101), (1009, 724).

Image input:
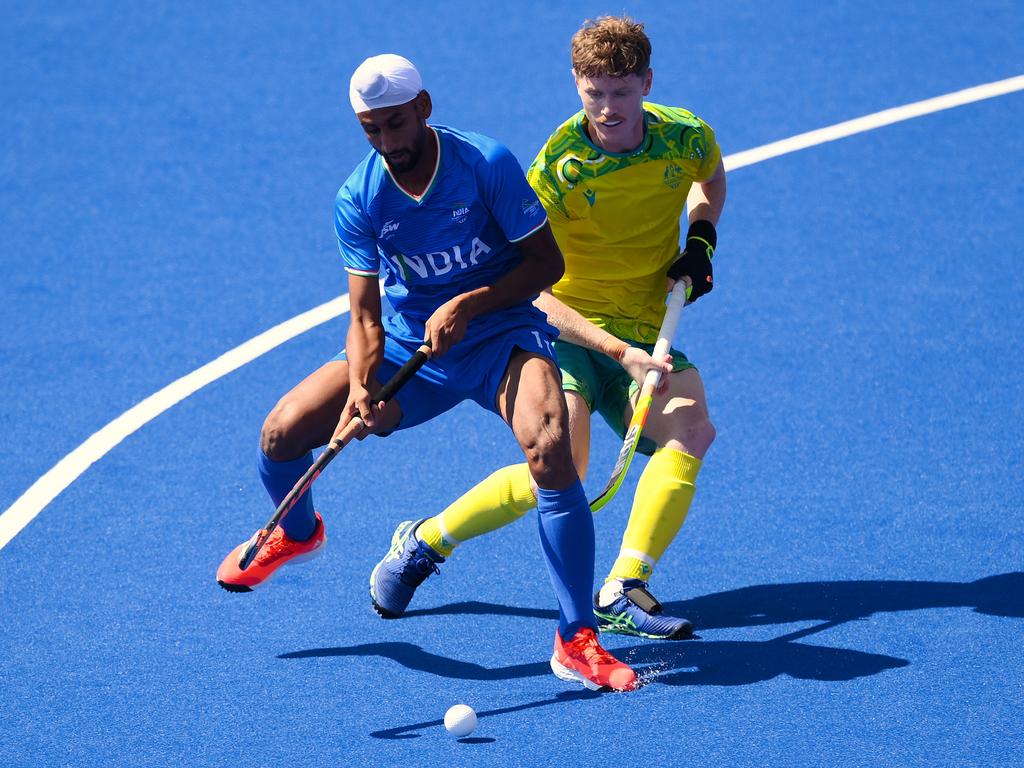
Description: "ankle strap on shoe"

(624, 584), (663, 614)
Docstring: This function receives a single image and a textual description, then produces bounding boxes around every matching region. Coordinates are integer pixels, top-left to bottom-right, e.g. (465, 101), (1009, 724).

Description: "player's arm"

(424, 222), (565, 356)
(687, 156), (726, 226)
(669, 157), (727, 299)
(334, 179), (390, 429)
(534, 290), (672, 390)
(342, 272), (386, 430)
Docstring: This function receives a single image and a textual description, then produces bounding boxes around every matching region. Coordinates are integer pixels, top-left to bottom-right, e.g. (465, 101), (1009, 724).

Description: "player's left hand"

(424, 297), (470, 356)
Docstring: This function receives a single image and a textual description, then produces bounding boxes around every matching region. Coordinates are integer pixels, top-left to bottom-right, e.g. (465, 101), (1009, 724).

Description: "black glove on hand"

(667, 219), (717, 301)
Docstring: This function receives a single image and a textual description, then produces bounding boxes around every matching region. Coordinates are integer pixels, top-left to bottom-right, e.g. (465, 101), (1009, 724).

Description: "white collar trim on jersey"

(386, 127), (441, 204)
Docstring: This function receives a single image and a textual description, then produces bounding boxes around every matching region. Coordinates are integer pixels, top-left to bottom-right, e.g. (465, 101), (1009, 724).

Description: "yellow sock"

(417, 463), (536, 556)
(607, 449), (701, 583)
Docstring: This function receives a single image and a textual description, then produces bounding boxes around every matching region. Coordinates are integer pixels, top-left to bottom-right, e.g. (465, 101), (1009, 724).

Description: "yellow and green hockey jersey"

(527, 102), (721, 343)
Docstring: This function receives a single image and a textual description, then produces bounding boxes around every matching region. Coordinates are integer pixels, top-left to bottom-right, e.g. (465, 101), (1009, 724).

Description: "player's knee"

(519, 414), (575, 486)
(681, 416), (716, 454)
(260, 400), (307, 461)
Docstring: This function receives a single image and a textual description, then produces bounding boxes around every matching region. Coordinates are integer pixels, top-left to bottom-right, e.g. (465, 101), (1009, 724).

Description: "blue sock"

(535, 480), (597, 638)
(258, 448), (317, 540)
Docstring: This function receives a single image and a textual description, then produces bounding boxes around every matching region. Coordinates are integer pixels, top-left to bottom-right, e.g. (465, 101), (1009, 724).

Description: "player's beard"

(384, 121), (429, 174)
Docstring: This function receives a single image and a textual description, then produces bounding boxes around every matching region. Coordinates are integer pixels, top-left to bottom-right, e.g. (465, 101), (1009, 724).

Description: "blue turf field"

(2, 3), (1023, 766)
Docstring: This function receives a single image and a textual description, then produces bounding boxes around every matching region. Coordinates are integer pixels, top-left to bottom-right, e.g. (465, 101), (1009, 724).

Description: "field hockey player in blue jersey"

(216, 54), (636, 692)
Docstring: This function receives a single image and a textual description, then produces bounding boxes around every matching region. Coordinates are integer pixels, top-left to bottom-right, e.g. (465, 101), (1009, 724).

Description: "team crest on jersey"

(556, 155), (585, 188)
(583, 188), (597, 206)
(663, 164), (685, 189)
(380, 219), (401, 238)
(522, 198), (541, 217)
(451, 205), (470, 224)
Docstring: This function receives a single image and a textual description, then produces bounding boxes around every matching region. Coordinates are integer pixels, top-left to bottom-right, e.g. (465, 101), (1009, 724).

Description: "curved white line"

(724, 75), (1024, 171)
(2, 74), (1022, 550)
(0, 296), (349, 550)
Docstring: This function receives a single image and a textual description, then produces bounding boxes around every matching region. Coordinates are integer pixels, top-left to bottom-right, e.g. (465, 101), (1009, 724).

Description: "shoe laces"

(567, 628), (619, 666)
(401, 553), (440, 579)
(260, 528), (298, 560)
(396, 536), (441, 578)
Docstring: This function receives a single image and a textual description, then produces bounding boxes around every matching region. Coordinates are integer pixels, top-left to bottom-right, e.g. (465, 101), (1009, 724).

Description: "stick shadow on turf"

(367, 690), (600, 740)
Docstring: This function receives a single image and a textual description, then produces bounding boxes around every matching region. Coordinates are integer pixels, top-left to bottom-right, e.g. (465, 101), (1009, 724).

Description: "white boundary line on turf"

(724, 75), (1024, 171)
(0, 296), (350, 550)
(1, 73), (1022, 551)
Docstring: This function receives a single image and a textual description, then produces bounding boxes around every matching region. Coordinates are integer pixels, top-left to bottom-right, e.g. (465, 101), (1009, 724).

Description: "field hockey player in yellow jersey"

(370, 16), (726, 641)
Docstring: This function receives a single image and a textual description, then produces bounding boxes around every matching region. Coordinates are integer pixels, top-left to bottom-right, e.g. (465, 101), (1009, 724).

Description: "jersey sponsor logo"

(388, 237), (494, 280)
(451, 204), (470, 224)
(380, 219), (401, 238)
(522, 198), (541, 217)
(583, 188), (597, 206)
(663, 164), (685, 189)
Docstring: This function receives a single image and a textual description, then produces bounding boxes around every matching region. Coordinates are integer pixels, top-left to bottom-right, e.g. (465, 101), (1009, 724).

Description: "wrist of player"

(667, 219), (717, 301)
(598, 336), (629, 362)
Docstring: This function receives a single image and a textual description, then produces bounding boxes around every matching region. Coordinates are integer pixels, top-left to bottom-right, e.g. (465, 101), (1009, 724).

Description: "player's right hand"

(620, 346), (673, 393)
(424, 296), (470, 357)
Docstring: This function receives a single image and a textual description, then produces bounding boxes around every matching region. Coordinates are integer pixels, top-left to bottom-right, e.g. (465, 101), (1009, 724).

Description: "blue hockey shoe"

(594, 579), (694, 640)
(370, 519), (445, 618)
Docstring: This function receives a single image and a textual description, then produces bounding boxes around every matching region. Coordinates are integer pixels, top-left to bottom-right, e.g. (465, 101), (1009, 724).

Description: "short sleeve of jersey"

(691, 117), (721, 183)
(526, 160), (568, 223)
(334, 184), (379, 277)
(477, 142), (548, 243)
(644, 103), (722, 183)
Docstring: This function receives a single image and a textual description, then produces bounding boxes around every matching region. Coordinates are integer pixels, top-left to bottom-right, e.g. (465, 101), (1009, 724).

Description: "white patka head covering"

(349, 54), (423, 113)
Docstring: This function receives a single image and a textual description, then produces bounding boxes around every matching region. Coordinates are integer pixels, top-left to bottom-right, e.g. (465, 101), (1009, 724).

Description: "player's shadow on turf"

(403, 601), (557, 620)
(279, 573), (1021, 689)
(626, 635), (908, 687)
(657, 572), (1024, 631)
(281, 641), (550, 679)
(402, 572), (1024, 629)
(280, 636), (906, 687)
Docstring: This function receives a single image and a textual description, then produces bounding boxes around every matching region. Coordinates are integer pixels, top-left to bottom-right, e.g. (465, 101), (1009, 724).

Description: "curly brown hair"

(570, 16), (651, 78)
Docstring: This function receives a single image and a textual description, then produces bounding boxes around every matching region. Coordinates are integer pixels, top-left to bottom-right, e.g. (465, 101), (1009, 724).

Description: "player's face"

(574, 70), (652, 153)
(358, 95), (431, 173)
